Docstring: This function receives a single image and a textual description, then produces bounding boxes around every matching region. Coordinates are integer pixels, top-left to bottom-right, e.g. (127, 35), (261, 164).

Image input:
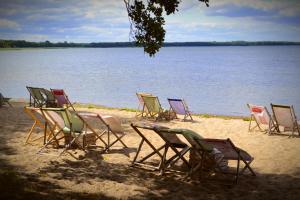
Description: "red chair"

(247, 103), (277, 134)
(51, 89), (75, 111)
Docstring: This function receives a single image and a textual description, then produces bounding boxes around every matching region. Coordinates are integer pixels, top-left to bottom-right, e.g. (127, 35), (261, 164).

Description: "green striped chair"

(38, 108), (108, 156)
(26, 86), (56, 107)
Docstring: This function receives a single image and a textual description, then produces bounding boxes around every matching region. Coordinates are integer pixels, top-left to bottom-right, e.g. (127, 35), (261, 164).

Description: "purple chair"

(167, 98), (193, 121)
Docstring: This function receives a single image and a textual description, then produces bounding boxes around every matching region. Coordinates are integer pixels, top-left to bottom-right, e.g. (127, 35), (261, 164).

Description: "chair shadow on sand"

(1, 104), (300, 199)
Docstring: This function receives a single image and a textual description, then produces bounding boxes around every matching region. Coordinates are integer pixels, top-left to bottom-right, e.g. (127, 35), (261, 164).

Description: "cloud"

(0, 0), (299, 42)
(0, 19), (20, 30)
(210, 0), (300, 17)
(207, 4), (275, 18)
(0, 32), (48, 41)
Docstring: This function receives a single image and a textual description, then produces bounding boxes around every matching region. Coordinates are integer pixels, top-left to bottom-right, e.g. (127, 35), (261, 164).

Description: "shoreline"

(9, 98), (251, 121)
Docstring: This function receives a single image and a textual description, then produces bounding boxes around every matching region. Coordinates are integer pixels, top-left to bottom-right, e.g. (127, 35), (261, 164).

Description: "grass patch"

(242, 117), (251, 121)
(73, 103), (137, 112)
(120, 108), (138, 112)
(195, 113), (249, 120)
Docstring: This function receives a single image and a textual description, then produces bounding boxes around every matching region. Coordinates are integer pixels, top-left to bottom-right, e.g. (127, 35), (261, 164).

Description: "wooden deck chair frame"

(130, 123), (190, 174)
(78, 112), (127, 153)
(51, 89), (75, 111)
(37, 108), (66, 154)
(141, 95), (168, 121)
(24, 106), (47, 144)
(168, 98), (193, 121)
(136, 92), (152, 117)
(271, 104), (300, 137)
(37, 108), (107, 155)
(38, 108), (85, 156)
(247, 103), (277, 134)
(0, 93), (12, 107)
(153, 127), (192, 175)
(182, 134), (255, 184)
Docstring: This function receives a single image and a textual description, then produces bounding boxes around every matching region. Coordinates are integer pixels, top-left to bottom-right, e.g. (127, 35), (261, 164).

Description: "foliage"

(124, 0), (209, 56)
(1, 40), (299, 49)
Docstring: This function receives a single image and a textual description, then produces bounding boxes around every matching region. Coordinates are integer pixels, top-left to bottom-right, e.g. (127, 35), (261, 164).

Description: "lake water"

(0, 46), (300, 116)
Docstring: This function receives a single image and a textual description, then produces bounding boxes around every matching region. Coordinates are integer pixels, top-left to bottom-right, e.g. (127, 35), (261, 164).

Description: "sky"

(0, 0), (300, 43)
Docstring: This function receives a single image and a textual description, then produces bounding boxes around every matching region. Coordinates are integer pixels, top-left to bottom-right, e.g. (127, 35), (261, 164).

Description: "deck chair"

(26, 86), (56, 107)
(131, 123), (190, 174)
(37, 109), (66, 152)
(51, 89), (75, 111)
(37, 108), (106, 155)
(136, 92), (152, 117)
(141, 95), (169, 121)
(0, 93), (12, 107)
(78, 112), (127, 152)
(27, 86), (45, 107)
(247, 103), (276, 134)
(168, 98), (193, 121)
(271, 104), (300, 137)
(180, 130), (255, 184)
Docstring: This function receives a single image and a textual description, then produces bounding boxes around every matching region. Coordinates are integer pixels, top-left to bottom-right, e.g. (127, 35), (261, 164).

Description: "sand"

(1, 102), (300, 200)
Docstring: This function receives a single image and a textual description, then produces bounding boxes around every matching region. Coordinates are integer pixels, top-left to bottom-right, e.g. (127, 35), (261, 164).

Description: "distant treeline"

(1, 40), (300, 48)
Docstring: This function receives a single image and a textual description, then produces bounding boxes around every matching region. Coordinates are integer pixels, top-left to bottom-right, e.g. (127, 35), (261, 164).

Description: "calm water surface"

(0, 46), (300, 116)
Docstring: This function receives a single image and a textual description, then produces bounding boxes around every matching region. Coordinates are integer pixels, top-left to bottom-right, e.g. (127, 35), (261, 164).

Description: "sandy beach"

(1, 102), (300, 200)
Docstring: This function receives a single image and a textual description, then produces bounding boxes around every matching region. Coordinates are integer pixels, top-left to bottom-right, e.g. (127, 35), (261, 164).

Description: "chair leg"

(166, 146), (190, 168)
(111, 132), (127, 148)
(131, 139), (144, 165)
(101, 131), (127, 152)
(249, 116), (263, 132)
(25, 121), (37, 144)
(159, 145), (168, 175)
(37, 130), (62, 154)
(235, 159), (240, 184)
(248, 116), (254, 131)
(240, 160), (255, 176)
(60, 133), (85, 156)
(138, 145), (165, 164)
(185, 150), (204, 180)
(189, 113), (193, 121)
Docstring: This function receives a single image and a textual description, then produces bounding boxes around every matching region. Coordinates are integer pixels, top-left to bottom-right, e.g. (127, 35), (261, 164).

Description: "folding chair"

(37, 108), (106, 155)
(27, 86), (45, 107)
(136, 92), (152, 117)
(141, 95), (169, 121)
(131, 123), (190, 175)
(168, 98), (193, 121)
(180, 131), (255, 184)
(51, 89), (75, 111)
(37, 109), (66, 153)
(0, 93), (12, 107)
(78, 112), (127, 152)
(26, 86), (56, 107)
(271, 104), (300, 137)
(247, 103), (277, 134)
